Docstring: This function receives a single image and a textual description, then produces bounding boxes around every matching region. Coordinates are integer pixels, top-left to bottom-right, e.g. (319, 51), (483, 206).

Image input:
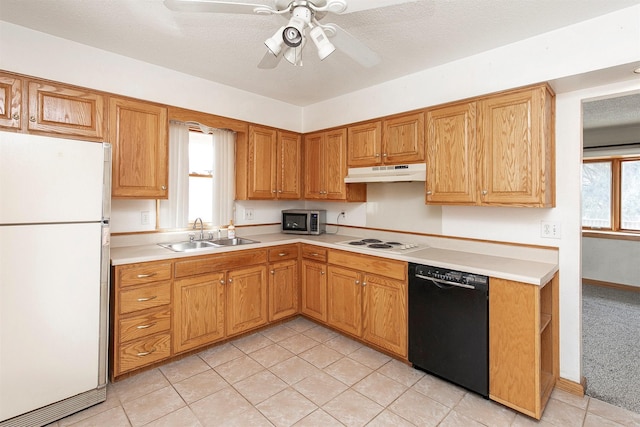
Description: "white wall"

(583, 237), (640, 288)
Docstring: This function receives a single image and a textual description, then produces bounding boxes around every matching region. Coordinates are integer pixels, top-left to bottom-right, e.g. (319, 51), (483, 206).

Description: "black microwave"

(282, 209), (326, 235)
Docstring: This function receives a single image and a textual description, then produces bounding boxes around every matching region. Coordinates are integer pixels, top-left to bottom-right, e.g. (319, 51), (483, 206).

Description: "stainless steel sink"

(210, 237), (259, 246)
(159, 237), (259, 252)
(158, 240), (221, 252)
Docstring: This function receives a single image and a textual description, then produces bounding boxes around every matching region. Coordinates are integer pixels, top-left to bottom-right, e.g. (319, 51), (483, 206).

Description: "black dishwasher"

(408, 262), (489, 397)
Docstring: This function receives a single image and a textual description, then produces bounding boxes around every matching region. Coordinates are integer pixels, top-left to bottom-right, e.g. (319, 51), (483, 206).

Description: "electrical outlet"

(244, 208), (254, 220)
(140, 210), (150, 225)
(540, 221), (561, 239)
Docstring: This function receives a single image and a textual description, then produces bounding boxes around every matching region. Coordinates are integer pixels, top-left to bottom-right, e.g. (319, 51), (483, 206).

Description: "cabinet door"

(248, 125), (278, 199)
(27, 80), (106, 140)
(489, 278), (539, 417)
(327, 266), (362, 336)
(303, 132), (324, 199)
(383, 112), (425, 164)
(277, 131), (302, 199)
(173, 272), (226, 354)
(478, 87), (549, 206)
(110, 97), (168, 198)
(347, 121), (382, 167)
(0, 73), (22, 130)
(324, 128), (348, 200)
(300, 259), (327, 322)
(226, 265), (268, 336)
(269, 259), (299, 321)
(426, 102), (477, 204)
(362, 274), (407, 357)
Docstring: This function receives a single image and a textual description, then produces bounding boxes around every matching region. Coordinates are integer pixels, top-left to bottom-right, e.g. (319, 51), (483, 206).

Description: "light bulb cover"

(265, 26), (286, 56)
(309, 26), (335, 60)
(283, 17), (305, 47)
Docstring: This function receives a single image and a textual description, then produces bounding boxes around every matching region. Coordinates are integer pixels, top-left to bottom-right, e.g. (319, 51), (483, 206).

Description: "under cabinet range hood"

(344, 163), (426, 183)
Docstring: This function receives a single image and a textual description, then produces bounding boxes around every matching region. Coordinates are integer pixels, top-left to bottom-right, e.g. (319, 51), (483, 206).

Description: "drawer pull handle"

(312, 253), (319, 256)
(278, 253), (286, 257)
(136, 323), (156, 329)
(137, 296), (157, 302)
(136, 273), (156, 279)
(137, 349), (156, 357)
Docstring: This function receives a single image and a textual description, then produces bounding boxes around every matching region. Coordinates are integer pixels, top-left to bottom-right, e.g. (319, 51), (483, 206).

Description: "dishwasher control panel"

(412, 264), (488, 287)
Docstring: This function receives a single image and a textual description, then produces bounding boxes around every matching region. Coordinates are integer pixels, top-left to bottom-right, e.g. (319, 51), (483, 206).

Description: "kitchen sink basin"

(210, 237), (259, 246)
(158, 240), (221, 252)
(159, 237), (259, 252)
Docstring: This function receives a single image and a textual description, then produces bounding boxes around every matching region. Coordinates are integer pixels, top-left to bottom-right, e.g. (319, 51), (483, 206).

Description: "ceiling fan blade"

(258, 50), (283, 69)
(325, 24), (381, 68)
(164, 0), (275, 15)
(340, 0), (419, 14)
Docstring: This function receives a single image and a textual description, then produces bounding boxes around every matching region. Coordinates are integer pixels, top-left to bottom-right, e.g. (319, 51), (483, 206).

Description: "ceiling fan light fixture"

(309, 25), (335, 60)
(283, 6), (312, 48)
(284, 37), (306, 66)
(265, 26), (286, 55)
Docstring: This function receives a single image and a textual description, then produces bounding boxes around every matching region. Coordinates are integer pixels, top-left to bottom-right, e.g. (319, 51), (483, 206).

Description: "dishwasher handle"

(415, 274), (476, 290)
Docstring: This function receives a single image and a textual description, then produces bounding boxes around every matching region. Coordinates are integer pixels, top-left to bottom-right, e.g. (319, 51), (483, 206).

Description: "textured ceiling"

(583, 93), (640, 130)
(1, 0), (639, 108)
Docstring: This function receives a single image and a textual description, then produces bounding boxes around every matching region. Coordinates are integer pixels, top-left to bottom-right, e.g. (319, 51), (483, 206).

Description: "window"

(188, 131), (214, 224)
(582, 157), (640, 232)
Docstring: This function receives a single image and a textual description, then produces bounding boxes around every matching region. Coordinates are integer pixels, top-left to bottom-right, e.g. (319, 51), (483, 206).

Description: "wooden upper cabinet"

(0, 73), (22, 130)
(304, 128), (366, 202)
(244, 126), (302, 200)
(247, 125), (278, 199)
(110, 97), (168, 199)
(277, 131), (302, 199)
(27, 80), (106, 140)
(478, 85), (555, 207)
(383, 112), (425, 164)
(347, 121), (382, 167)
(426, 84), (555, 207)
(347, 112), (425, 167)
(426, 101), (478, 204)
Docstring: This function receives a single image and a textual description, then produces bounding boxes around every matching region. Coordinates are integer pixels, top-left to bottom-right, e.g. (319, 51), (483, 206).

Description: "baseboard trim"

(555, 376), (586, 396)
(583, 278), (640, 293)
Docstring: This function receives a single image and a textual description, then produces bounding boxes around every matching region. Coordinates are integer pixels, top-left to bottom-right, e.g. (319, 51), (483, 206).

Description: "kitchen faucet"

(193, 217), (204, 240)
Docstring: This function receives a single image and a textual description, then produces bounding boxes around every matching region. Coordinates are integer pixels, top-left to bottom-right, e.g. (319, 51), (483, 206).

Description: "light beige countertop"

(111, 232), (558, 286)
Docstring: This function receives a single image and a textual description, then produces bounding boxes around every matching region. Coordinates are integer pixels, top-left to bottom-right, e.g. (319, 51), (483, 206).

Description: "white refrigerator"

(0, 132), (111, 426)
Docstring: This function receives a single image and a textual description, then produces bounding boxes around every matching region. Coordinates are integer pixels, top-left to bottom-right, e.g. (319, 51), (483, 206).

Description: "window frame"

(582, 155), (640, 234)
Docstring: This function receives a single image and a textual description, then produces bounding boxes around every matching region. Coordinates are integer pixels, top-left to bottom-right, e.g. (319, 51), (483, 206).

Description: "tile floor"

(49, 317), (640, 427)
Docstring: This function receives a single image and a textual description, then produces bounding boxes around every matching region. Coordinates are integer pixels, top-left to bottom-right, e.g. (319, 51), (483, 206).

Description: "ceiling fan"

(164, 0), (410, 68)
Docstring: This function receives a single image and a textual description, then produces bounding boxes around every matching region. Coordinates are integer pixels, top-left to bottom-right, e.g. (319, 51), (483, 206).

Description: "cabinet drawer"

(328, 249), (407, 281)
(268, 245), (299, 262)
(119, 308), (171, 342)
(119, 282), (171, 314)
(301, 244), (327, 262)
(174, 249), (267, 278)
(118, 333), (171, 374)
(117, 261), (172, 287)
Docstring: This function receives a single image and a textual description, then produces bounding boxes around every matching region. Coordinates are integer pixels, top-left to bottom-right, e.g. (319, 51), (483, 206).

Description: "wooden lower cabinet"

(326, 249), (408, 358)
(111, 260), (173, 379)
(269, 259), (299, 321)
(327, 266), (362, 336)
(300, 244), (328, 323)
(226, 265), (269, 336)
(173, 272), (225, 353)
(489, 274), (558, 419)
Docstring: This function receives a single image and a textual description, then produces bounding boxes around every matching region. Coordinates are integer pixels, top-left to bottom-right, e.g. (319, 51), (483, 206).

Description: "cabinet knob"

(161, 185), (167, 191)
(355, 280), (360, 285)
(29, 116), (36, 122)
(270, 270), (275, 274)
(12, 113), (19, 120)
(426, 190), (432, 195)
(482, 190), (488, 195)
(272, 190), (277, 193)
(375, 153), (380, 157)
(321, 271), (325, 275)
(278, 190), (282, 193)
(228, 278), (233, 283)
(220, 280), (225, 284)
(383, 153), (387, 157)
(362, 282), (367, 287)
